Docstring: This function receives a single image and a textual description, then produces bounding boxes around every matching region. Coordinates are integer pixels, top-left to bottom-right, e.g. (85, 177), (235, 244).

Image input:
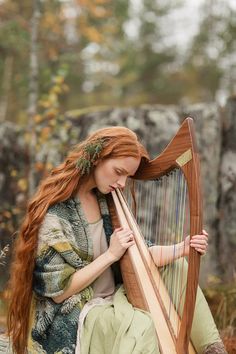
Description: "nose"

(117, 175), (127, 189)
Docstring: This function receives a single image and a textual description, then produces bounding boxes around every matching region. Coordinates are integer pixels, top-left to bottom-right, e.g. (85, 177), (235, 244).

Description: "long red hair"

(7, 126), (149, 354)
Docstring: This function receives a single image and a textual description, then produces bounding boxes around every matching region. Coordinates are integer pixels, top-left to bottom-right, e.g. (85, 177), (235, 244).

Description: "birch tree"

(27, 0), (41, 196)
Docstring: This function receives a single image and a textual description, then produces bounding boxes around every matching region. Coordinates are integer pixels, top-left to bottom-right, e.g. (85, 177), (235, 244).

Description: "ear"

(93, 158), (102, 167)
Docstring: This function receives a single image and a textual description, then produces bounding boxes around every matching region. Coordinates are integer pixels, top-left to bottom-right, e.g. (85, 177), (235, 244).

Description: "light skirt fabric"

(78, 260), (221, 354)
(79, 286), (159, 354)
(76, 296), (114, 354)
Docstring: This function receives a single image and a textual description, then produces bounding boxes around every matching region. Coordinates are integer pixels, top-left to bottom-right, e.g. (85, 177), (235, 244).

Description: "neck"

(76, 174), (96, 198)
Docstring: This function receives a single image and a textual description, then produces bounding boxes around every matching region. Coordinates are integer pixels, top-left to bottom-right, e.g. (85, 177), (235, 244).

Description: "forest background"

(0, 0), (235, 352)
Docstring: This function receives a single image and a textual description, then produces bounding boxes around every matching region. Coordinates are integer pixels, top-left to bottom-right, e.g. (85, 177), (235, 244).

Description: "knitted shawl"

(28, 191), (119, 354)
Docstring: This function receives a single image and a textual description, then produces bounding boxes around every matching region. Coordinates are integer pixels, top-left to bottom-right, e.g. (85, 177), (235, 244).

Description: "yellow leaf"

(3, 211), (11, 219)
(84, 27), (103, 43)
(90, 6), (110, 18)
(48, 92), (58, 104)
(53, 76), (64, 85)
(18, 178), (28, 192)
(46, 162), (53, 170)
(34, 162), (45, 172)
(40, 127), (51, 139)
(39, 100), (51, 108)
(45, 109), (58, 119)
(10, 169), (18, 177)
(12, 208), (21, 215)
(24, 132), (31, 144)
(51, 85), (62, 95)
(49, 120), (56, 127)
(33, 114), (43, 123)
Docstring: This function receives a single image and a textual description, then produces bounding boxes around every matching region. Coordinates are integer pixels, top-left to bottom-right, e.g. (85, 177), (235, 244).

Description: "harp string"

(171, 171), (187, 329)
(126, 168), (189, 334)
(175, 170), (187, 331)
(164, 171), (182, 327)
(166, 172), (178, 325)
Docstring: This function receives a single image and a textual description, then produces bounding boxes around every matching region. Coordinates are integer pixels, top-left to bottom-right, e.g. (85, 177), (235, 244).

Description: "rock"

(0, 101), (235, 287)
(179, 103), (222, 284)
(218, 97), (236, 281)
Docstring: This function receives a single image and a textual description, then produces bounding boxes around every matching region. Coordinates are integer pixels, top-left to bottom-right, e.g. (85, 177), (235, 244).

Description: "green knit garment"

(29, 191), (115, 354)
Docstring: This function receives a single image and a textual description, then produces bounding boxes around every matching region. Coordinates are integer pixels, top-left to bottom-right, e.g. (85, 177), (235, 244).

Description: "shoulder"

(37, 214), (67, 251)
(37, 199), (79, 251)
(38, 213), (63, 235)
(47, 198), (77, 221)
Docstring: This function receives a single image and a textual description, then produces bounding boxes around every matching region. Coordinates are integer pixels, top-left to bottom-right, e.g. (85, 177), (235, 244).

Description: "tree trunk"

(27, 0), (41, 196)
(0, 56), (14, 123)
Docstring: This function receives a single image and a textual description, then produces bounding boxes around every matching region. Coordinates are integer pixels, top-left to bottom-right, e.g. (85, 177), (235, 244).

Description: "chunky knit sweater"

(28, 191), (120, 354)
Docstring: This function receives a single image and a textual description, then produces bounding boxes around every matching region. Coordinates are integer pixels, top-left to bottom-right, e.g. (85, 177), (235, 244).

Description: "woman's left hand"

(184, 230), (209, 256)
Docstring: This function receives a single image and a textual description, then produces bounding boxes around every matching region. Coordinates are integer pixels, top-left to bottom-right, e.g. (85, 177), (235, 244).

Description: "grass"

(204, 282), (236, 353)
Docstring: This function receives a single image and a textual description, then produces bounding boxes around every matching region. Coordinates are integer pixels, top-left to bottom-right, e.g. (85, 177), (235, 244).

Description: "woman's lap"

(80, 260), (221, 354)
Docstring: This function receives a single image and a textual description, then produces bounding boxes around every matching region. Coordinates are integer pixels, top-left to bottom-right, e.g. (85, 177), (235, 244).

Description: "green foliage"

(76, 138), (105, 175)
(0, 20), (29, 52)
(182, 0), (236, 102)
(31, 65), (73, 178)
(0, 0), (186, 121)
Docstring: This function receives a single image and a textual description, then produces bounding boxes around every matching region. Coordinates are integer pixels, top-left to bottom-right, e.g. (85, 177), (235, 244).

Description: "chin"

(97, 186), (111, 194)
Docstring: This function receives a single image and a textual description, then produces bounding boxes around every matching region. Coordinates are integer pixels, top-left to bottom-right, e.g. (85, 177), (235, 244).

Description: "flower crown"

(75, 138), (106, 175)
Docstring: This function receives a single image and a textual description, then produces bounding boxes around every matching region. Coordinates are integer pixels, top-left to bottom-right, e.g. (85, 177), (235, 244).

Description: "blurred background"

(0, 0), (236, 119)
(0, 0), (235, 351)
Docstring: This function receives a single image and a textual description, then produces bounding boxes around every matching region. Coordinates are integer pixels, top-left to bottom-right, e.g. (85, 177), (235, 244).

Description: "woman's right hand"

(107, 227), (135, 262)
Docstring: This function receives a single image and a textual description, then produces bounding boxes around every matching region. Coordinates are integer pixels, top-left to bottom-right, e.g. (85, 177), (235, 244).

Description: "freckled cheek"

(96, 166), (116, 186)
(104, 167), (116, 184)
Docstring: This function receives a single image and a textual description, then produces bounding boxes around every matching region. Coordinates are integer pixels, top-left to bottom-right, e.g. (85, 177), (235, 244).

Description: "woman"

(7, 126), (226, 354)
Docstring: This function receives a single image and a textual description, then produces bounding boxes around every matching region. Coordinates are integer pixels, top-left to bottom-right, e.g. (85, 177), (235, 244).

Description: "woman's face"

(93, 156), (141, 194)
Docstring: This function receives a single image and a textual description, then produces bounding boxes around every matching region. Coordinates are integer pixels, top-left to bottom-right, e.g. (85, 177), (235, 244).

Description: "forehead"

(110, 157), (141, 174)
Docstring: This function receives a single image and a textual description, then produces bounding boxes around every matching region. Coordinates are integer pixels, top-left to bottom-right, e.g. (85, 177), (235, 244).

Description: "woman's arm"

(149, 230), (208, 267)
(149, 243), (185, 267)
(52, 227), (134, 303)
(52, 250), (115, 303)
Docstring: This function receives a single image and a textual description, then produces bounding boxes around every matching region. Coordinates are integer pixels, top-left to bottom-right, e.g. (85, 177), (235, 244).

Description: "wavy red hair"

(7, 126), (149, 353)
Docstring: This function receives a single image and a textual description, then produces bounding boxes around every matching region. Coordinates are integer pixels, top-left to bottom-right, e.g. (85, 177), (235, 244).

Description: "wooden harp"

(108, 118), (202, 354)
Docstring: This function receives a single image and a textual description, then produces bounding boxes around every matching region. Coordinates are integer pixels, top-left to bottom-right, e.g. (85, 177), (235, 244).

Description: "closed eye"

(115, 169), (134, 178)
(115, 169), (123, 175)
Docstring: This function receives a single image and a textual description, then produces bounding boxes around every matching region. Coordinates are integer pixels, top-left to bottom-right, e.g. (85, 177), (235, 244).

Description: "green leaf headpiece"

(75, 138), (105, 175)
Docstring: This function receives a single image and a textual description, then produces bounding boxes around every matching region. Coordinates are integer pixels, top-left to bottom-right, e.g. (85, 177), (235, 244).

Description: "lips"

(109, 186), (116, 191)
